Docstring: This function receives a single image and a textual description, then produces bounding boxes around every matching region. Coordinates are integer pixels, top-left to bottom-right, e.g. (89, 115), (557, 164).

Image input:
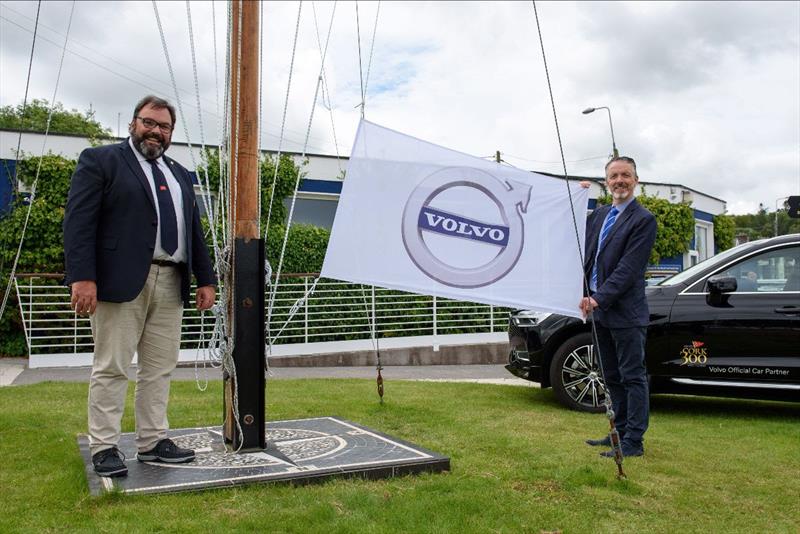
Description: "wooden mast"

(224, 0), (266, 451)
(229, 0), (260, 239)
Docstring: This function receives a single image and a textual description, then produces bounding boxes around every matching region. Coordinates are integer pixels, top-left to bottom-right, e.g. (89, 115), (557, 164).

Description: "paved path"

(1, 358), (535, 388)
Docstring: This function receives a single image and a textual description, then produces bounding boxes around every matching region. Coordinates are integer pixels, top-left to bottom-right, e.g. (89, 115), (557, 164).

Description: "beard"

(130, 128), (170, 159)
(611, 186), (633, 202)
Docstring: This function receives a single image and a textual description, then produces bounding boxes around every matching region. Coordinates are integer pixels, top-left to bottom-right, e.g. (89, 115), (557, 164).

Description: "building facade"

(1, 129), (726, 272)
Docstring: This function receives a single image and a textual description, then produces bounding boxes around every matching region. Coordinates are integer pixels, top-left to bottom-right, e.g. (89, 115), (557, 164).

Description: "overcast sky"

(1, 0), (798, 214)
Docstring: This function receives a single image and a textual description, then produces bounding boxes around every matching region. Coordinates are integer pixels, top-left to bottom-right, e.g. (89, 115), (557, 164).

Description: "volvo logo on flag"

(401, 167), (531, 288)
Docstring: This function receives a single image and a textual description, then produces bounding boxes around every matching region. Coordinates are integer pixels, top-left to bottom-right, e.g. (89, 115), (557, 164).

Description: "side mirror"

(707, 275), (737, 294)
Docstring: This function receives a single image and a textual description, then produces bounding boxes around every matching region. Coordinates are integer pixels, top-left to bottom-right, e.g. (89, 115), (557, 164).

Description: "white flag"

(321, 120), (588, 318)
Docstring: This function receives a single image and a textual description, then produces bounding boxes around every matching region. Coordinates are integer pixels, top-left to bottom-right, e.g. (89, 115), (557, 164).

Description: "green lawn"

(1, 378), (798, 533)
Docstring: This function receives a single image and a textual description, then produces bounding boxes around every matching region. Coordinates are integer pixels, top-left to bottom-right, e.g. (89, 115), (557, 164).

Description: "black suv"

(506, 234), (799, 412)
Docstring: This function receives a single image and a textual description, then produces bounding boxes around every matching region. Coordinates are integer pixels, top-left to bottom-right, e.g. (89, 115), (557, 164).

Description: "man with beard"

(579, 156), (656, 458)
(64, 95), (216, 477)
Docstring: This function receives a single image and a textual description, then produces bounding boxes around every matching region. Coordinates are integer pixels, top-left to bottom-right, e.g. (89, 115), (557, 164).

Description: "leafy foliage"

(0, 99), (111, 139)
(596, 192), (695, 264)
(266, 224), (330, 274)
(713, 214), (736, 252)
(196, 148), (302, 230)
(727, 205), (800, 240)
(0, 154), (75, 355)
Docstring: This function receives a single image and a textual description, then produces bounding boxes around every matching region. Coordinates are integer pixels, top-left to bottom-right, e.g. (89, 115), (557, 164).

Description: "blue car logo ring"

(401, 166), (531, 288)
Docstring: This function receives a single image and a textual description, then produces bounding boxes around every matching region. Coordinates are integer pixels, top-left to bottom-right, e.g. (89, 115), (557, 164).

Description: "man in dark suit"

(64, 95), (216, 477)
(579, 156), (657, 458)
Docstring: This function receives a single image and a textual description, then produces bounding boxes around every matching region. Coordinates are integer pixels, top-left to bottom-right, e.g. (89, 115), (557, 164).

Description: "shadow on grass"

(650, 394), (800, 419)
(510, 381), (800, 422)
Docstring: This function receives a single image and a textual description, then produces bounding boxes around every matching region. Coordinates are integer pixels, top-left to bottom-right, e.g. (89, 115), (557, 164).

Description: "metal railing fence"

(13, 274), (508, 355)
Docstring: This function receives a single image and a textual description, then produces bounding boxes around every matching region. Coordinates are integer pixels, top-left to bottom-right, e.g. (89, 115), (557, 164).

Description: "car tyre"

(549, 332), (606, 413)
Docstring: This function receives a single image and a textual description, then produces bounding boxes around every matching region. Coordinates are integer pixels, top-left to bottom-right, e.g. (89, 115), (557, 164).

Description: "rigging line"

(0, 3), (219, 111)
(257, 0), (264, 229)
(152, 2), (201, 180)
(261, 1), (303, 244)
(266, 1), (336, 346)
(0, 14), (216, 116)
(503, 153), (609, 165)
(355, 0), (365, 118)
(361, 1), (381, 103)
(9, 0), (40, 197)
(531, 0), (625, 479)
(0, 0), (75, 324)
(210, 0), (227, 263)
(185, 0), (220, 265)
(185, 0), (225, 384)
(312, 0), (343, 173)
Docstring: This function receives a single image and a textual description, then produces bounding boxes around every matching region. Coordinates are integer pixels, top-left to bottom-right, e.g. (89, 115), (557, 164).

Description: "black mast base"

(223, 237), (266, 451)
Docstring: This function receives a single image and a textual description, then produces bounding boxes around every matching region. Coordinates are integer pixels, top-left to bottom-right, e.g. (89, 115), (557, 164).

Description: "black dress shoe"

(137, 438), (195, 463)
(600, 444), (643, 458)
(585, 435), (612, 447)
(92, 447), (128, 477)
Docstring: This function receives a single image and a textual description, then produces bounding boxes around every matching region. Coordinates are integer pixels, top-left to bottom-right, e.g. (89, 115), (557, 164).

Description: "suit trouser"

(595, 325), (649, 447)
(88, 264), (183, 456)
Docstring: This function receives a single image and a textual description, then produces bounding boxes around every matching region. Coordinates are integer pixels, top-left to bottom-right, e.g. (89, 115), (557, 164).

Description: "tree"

(196, 147), (304, 235)
(713, 214), (736, 252)
(0, 154), (75, 355)
(596, 191), (695, 264)
(0, 99), (111, 139)
(728, 208), (800, 240)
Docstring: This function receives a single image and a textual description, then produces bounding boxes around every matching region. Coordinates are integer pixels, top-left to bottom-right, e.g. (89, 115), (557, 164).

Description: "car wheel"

(548, 332), (606, 413)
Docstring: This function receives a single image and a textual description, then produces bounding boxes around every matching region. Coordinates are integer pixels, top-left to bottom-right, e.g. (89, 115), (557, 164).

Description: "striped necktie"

(148, 159), (178, 256)
(591, 206), (619, 291)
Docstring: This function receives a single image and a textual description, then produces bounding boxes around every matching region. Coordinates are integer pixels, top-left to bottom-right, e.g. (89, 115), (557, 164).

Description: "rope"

(9, 0), (41, 197)
(362, 1), (381, 104)
(312, 1), (343, 174)
(153, 0), (245, 450)
(355, 1), (365, 118)
(531, 0), (625, 479)
(266, 2), (337, 350)
(184, 1), (221, 266)
(0, 1), (75, 325)
(261, 1), (303, 243)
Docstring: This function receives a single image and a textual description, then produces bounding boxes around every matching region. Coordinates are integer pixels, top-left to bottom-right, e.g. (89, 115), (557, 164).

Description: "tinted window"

(714, 245), (800, 293)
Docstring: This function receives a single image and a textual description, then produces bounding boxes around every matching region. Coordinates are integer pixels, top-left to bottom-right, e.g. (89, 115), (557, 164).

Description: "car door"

(661, 243), (799, 383)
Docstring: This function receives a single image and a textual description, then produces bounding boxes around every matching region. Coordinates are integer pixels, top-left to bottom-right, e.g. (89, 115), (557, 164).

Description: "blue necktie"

(148, 159), (178, 256)
(591, 206), (619, 291)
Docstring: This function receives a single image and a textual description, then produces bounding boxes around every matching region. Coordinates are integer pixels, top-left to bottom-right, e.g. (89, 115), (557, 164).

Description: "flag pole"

(223, 0), (266, 451)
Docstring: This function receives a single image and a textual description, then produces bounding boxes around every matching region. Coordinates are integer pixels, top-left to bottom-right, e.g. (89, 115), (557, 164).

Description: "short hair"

(605, 156), (637, 176)
(132, 95), (176, 126)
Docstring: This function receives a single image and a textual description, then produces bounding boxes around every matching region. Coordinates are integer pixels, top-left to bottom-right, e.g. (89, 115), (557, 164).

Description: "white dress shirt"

(128, 138), (187, 263)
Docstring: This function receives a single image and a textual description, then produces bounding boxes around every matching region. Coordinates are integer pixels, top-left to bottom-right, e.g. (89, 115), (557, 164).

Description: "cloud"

(1, 0), (797, 215)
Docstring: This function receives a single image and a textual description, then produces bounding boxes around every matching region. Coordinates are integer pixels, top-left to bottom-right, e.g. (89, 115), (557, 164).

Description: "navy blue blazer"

(63, 140), (216, 306)
(584, 198), (657, 328)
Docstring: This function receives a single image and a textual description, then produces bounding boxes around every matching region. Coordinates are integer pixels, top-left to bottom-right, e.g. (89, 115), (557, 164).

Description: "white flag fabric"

(321, 120), (589, 318)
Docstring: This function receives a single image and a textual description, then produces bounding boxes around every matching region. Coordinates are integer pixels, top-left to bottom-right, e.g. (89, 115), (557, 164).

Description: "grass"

(1, 378), (798, 533)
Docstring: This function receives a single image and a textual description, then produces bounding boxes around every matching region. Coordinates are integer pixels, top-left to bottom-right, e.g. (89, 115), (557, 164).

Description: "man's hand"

(196, 285), (216, 311)
(579, 296), (598, 319)
(71, 280), (97, 316)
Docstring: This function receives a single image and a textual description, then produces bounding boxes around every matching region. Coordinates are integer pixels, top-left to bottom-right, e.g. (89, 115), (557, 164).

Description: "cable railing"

(13, 273), (508, 356)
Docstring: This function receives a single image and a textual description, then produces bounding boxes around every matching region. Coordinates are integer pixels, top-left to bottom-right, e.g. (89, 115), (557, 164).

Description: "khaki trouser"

(88, 264), (183, 455)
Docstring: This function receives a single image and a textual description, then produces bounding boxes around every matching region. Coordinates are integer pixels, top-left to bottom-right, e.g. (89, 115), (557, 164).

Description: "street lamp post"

(775, 197), (789, 237)
(583, 106), (619, 158)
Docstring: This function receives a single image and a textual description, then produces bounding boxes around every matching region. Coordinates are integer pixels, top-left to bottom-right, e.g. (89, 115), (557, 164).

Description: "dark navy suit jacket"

(63, 140), (216, 306)
(584, 198), (657, 328)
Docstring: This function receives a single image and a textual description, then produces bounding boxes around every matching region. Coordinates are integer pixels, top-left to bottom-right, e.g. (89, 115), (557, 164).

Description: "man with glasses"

(64, 95), (216, 477)
(579, 156), (657, 458)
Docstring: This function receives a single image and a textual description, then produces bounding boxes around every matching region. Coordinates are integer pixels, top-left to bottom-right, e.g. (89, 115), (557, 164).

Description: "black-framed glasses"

(136, 116), (173, 133)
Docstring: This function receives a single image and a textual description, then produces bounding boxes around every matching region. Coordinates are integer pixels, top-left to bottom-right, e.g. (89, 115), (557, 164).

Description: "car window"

(713, 245), (800, 293)
(659, 239), (766, 287)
